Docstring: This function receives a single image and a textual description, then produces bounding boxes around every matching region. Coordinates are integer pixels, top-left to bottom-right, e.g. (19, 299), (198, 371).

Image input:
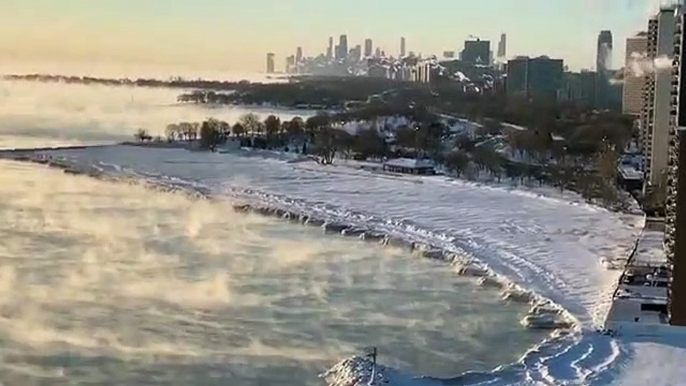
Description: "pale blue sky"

(0, 0), (666, 73)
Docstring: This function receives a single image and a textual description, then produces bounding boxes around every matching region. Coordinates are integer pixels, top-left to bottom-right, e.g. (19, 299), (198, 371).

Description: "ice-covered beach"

(9, 144), (663, 385)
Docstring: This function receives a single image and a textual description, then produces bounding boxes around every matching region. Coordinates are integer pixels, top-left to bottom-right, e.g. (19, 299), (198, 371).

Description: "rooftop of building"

(383, 158), (434, 169)
(618, 165), (644, 181)
(605, 227), (670, 328)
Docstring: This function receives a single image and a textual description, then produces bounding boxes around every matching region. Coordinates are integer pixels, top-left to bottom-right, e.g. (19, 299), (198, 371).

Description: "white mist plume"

(627, 52), (673, 77)
(0, 160), (512, 379)
(0, 80), (315, 149)
(645, 0), (683, 15)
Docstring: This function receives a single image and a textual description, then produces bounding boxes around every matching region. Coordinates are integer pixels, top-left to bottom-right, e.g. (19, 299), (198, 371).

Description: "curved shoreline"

(0, 147), (641, 385)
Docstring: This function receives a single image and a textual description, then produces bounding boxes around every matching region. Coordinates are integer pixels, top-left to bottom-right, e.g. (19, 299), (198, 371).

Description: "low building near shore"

(605, 225), (674, 335)
(382, 158), (435, 175)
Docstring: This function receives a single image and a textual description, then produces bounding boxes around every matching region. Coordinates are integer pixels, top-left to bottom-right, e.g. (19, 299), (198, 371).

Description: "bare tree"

(191, 122), (200, 141)
(239, 113), (262, 136)
(232, 123), (246, 137)
(395, 125), (417, 149)
(285, 117), (305, 139)
(165, 124), (179, 142)
(200, 119), (221, 151)
(315, 127), (342, 165)
(264, 115), (281, 144)
(134, 128), (152, 142)
(595, 141), (620, 184)
(445, 151), (470, 177)
(218, 120), (231, 141)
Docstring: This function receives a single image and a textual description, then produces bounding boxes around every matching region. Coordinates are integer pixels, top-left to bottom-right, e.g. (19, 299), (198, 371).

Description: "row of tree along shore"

(134, 104), (631, 211)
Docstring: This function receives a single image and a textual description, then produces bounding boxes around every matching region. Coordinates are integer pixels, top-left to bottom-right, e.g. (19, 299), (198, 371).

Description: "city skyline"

(0, 0), (673, 74)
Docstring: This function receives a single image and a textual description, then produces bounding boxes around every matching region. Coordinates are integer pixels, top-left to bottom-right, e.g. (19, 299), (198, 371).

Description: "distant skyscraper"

(560, 70), (596, 107)
(337, 35), (348, 60)
(266, 53), (275, 74)
(352, 45), (362, 62)
(285, 55), (296, 73)
(506, 56), (564, 102)
(623, 32), (648, 116)
(401, 37), (406, 57)
(597, 30), (614, 72)
(497, 33), (507, 58)
(462, 38), (491, 65)
(327, 37), (333, 59)
(596, 30), (614, 109)
(296, 47), (303, 63)
(364, 39), (373, 57)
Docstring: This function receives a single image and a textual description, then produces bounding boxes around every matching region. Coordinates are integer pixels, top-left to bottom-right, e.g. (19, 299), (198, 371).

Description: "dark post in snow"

(365, 347), (377, 385)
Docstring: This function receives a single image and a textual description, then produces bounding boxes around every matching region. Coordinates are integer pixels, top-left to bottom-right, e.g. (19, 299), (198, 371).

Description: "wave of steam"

(0, 161), (362, 311)
(0, 160), (545, 383)
(627, 52), (673, 77)
(0, 79), (315, 149)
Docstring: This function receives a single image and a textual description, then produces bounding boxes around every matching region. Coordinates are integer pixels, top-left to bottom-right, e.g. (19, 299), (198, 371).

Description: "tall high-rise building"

(364, 39), (373, 57)
(401, 37), (406, 57)
(266, 53), (275, 74)
(285, 55), (296, 73)
(506, 56), (564, 102)
(337, 35), (348, 60)
(560, 70), (596, 107)
(596, 30), (614, 109)
(462, 39), (491, 65)
(642, 7), (678, 189)
(327, 37), (333, 59)
(623, 32), (648, 116)
(351, 45), (362, 62)
(597, 30), (614, 72)
(497, 33), (507, 58)
(296, 47), (303, 63)
(663, 7), (686, 326)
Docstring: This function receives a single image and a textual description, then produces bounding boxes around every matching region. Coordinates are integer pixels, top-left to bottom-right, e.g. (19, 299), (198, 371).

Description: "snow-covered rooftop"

(619, 165), (644, 181)
(383, 158), (434, 169)
(633, 229), (667, 267)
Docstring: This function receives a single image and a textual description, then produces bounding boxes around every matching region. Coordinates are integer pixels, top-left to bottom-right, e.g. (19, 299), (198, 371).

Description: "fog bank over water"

(0, 60), (285, 84)
(0, 160), (544, 385)
(0, 80), (313, 149)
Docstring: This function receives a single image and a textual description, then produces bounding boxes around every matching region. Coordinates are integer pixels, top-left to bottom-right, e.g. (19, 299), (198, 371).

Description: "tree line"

(135, 100), (628, 210)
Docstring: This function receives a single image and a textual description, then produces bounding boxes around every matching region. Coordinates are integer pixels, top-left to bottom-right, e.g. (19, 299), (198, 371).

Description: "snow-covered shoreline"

(0, 145), (646, 385)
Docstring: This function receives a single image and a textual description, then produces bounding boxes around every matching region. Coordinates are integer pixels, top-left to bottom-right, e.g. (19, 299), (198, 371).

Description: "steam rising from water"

(627, 52), (673, 77)
(0, 80), (314, 149)
(0, 160), (544, 385)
